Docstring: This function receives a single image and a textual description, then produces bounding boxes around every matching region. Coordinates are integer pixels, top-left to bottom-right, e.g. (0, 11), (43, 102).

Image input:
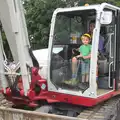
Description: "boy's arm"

(76, 53), (82, 58)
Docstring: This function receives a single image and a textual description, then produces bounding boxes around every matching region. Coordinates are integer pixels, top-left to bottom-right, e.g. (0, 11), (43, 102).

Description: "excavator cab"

(48, 4), (118, 98)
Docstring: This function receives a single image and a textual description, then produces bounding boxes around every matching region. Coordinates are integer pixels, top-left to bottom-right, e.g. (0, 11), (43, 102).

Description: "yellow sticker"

(72, 36), (77, 40)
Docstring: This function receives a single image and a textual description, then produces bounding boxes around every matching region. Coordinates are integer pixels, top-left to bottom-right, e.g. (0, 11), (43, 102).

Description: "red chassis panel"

(5, 81), (120, 107)
(4, 67), (120, 107)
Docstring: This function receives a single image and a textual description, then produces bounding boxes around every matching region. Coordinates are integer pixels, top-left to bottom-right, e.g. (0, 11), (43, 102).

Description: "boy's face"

(82, 36), (90, 45)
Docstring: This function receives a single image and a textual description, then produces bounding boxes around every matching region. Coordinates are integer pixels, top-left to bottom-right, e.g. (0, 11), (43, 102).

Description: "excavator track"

(77, 96), (120, 120)
(0, 95), (119, 120)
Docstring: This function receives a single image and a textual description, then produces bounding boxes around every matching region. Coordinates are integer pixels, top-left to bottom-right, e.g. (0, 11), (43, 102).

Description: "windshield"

(54, 14), (84, 45)
(50, 9), (96, 92)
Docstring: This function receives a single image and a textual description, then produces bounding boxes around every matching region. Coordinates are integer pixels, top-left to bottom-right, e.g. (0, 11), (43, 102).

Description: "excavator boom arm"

(0, 0), (33, 95)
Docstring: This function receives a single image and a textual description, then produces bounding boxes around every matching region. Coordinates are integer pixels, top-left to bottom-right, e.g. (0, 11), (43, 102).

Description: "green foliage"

(24, 0), (120, 49)
(24, 0), (66, 49)
(86, 0), (118, 6)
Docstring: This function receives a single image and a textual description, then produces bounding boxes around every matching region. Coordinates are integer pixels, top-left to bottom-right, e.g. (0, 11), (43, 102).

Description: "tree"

(24, 0), (66, 49)
(86, 0), (119, 6)
(24, 0), (120, 50)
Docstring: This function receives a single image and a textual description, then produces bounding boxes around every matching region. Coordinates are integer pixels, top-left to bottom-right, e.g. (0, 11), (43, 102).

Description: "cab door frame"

(115, 10), (120, 90)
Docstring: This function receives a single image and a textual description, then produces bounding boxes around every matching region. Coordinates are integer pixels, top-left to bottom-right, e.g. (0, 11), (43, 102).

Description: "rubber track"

(0, 93), (120, 120)
(77, 96), (120, 120)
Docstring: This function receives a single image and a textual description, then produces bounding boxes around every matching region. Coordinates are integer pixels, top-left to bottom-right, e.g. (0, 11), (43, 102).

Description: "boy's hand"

(76, 54), (82, 58)
(83, 56), (87, 59)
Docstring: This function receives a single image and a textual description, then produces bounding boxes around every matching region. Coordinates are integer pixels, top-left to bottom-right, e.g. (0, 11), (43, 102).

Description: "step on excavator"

(0, 0), (120, 119)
